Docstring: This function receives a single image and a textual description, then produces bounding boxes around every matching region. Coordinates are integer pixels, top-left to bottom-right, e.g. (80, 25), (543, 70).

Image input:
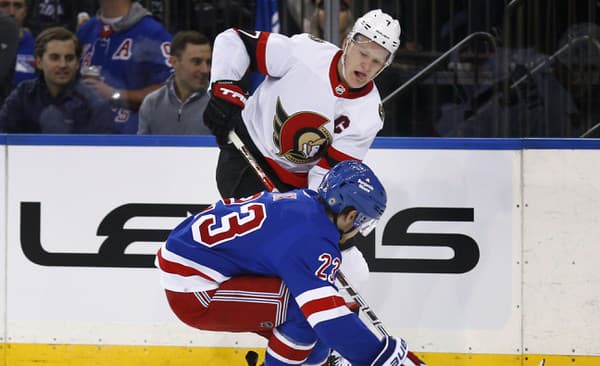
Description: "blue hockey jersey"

(14, 31), (35, 87)
(76, 2), (172, 134)
(156, 189), (383, 364)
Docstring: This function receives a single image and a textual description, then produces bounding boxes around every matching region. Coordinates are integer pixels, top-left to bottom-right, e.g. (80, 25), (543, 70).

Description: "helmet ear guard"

(318, 161), (387, 236)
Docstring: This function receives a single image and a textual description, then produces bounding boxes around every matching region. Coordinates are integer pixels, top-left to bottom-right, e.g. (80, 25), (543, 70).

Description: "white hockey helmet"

(347, 9), (401, 65)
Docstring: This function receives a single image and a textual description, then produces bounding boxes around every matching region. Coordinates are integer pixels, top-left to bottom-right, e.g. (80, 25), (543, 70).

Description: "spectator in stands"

(138, 31), (211, 135)
(0, 13), (19, 105)
(439, 0), (505, 51)
(284, 0), (314, 35)
(0, 0), (36, 87)
(309, 0), (354, 46)
(24, 0), (97, 35)
(150, 0), (255, 41)
(76, 0), (173, 134)
(0, 27), (113, 133)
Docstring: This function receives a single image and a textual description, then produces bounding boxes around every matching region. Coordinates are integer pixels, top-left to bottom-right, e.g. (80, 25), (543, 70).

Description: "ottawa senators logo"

(272, 97), (332, 164)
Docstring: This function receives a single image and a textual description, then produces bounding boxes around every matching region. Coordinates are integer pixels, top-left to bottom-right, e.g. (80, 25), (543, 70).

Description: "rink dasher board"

(0, 135), (599, 365)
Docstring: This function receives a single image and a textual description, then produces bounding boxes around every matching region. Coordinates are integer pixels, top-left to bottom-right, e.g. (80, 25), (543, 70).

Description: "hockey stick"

(227, 130), (389, 338)
(228, 130), (425, 366)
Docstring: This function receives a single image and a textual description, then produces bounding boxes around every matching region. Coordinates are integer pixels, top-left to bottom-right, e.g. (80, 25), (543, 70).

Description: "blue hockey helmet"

(318, 160), (387, 236)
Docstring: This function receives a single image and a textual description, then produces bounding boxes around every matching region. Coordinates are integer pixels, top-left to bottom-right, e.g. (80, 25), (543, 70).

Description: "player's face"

(340, 34), (389, 88)
(172, 43), (212, 92)
(0, 0), (27, 25)
(36, 40), (80, 91)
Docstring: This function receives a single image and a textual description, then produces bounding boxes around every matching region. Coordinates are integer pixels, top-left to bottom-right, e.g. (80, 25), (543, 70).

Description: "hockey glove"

(203, 80), (247, 145)
(371, 336), (408, 366)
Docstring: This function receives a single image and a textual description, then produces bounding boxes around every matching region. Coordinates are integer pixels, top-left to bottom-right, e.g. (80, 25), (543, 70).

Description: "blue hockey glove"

(371, 336), (408, 366)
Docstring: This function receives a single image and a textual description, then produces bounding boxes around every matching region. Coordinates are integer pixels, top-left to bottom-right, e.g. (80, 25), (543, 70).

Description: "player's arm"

(280, 244), (407, 366)
(293, 280), (409, 366)
(205, 29), (294, 144)
(209, 28), (295, 85)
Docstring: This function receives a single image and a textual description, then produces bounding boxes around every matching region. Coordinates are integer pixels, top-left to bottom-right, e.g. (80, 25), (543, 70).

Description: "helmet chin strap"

(340, 40), (350, 83)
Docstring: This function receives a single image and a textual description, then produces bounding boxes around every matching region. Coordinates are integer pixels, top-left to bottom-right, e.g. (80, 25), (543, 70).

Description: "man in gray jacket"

(137, 31), (212, 135)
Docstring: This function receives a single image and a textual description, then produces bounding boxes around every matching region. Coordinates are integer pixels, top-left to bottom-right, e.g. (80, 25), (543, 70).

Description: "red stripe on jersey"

(269, 333), (313, 362)
(300, 295), (347, 318)
(256, 32), (270, 75)
(156, 248), (217, 282)
(346, 301), (360, 312)
(265, 157), (308, 188)
(329, 51), (374, 99)
(316, 147), (359, 170)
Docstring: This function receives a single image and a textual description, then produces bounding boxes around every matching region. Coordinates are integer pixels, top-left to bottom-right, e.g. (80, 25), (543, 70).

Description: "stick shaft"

(336, 271), (389, 337)
(228, 130), (277, 192)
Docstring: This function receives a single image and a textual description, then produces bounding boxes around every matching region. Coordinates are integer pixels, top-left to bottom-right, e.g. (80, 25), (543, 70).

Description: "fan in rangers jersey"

(76, 0), (172, 134)
(156, 161), (422, 366)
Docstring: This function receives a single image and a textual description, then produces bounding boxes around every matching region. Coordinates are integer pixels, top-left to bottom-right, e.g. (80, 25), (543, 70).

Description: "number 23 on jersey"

(191, 194), (267, 246)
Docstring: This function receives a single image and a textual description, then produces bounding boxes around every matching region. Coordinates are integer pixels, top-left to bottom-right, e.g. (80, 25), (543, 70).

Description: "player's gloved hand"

(371, 336), (408, 366)
(203, 80), (247, 145)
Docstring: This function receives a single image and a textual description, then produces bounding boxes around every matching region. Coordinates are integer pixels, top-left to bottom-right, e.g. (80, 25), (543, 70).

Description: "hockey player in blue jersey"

(76, 0), (172, 134)
(156, 161), (424, 366)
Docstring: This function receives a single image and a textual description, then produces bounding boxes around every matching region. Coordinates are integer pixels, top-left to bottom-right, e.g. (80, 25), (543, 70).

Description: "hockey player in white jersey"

(204, 8), (401, 197)
(203, 5), (400, 296)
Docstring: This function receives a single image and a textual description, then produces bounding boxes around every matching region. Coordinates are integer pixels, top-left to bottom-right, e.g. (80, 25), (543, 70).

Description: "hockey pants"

(164, 275), (329, 365)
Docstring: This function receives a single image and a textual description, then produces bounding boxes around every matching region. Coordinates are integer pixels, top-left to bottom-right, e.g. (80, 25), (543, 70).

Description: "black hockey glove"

(203, 80), (247, 145)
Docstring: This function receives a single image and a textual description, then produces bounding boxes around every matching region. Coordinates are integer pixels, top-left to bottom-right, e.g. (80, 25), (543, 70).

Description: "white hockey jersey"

(210, 29), (384, 190)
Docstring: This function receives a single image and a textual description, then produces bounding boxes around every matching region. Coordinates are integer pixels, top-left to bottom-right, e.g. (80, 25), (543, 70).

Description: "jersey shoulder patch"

(272, 192), (298, 201)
